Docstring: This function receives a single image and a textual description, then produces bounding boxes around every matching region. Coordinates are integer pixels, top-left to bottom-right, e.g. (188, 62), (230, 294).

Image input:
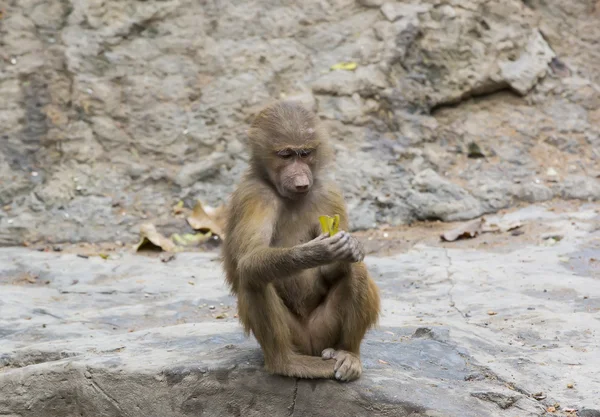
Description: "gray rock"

(406, 169), (484, 221)
(561, 176), (600, 201)
(380, 2), (431, 22)
(0, 158), (31, 206)
(471, 391), (521, 410)
(514, 182), (554, 203)
(1, 205), (600, 416)
(347, 199), (377, 230)
(358, 0), (384, 7)
(1, 0), (600, 243)
(499, 31), (555, 95)
(312, 66), (388, 97)
(175, 153), (229, 187)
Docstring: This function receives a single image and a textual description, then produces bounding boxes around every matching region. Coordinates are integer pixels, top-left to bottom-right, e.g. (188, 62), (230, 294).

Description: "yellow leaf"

(330, 62), (358, 71)
(319, 215), (341, 236)
(331, 214), (340, 235)
(319, 216), (331, 235)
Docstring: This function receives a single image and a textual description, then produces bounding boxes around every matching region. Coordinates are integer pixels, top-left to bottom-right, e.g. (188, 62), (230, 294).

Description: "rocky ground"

(1, 0), (600, 246)
(1, 1), (600, 415)
(1, 202), (598, 416)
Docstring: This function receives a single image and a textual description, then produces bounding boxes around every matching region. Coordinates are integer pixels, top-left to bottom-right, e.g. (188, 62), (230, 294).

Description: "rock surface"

(2, 0), (600, 245)
(1, 204), (599, 416)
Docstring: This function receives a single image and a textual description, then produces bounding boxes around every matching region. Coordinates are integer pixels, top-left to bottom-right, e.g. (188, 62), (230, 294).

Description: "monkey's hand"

(303, 231), (364, 265)
(343, 232), (365, 263)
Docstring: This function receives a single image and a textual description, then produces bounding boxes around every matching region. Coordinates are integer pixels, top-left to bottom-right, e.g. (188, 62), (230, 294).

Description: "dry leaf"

(172, 232), (212, 246)
(172, 200), (185, 214)
(567, 383), (574, 389)
(98, 253), (109, 260)
(441, 219), (483, 242)
(187, 200), (226, 238)
(23, 273), (38, 284)
(215, 313), (228, 319)
(546, 406), (556, 413)
(188, 281), (195, 285)
(467, 142), (485, 158)
(487, 310), (497, 316)
(378, 359), (389, 365)
(532, 392), (546, 400)
(481, 218), (523, 233)
(135, 223), (177, 252)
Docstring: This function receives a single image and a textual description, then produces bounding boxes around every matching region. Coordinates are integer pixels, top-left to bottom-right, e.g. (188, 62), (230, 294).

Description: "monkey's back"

(222, 176), (276, 294)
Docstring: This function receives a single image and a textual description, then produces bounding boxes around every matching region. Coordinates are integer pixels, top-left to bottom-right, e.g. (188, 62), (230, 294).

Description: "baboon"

(222, 100), (380, 381)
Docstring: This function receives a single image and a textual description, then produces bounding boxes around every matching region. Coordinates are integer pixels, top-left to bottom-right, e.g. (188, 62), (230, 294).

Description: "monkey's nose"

(295, 184), (309, 192)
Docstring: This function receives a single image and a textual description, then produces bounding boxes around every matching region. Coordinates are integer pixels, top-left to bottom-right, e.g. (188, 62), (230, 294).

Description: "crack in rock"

(288, 378), (299, 416)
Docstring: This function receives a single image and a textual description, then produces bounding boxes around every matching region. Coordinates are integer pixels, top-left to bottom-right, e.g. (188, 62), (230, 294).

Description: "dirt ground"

(27, 199), (598, 260)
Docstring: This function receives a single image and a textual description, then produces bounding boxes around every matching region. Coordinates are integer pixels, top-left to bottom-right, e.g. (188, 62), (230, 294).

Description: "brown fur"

(222, 100), (380, 381)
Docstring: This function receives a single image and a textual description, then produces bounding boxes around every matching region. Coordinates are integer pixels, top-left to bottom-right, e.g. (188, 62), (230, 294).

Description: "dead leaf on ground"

(441, 219), (483, 242)
(481, 218), (523, 233)
(532, 392), (546, 400)
(135, 223), (177, 252)
(546, 406), (556, 413)
(172, 232), (212, 247)
(378, 359), (389, 365)
(487, 310), (497, 316)
(172, 200), (185, 215)
(187, 200), (226, 238)
(14, 273), (38, 284)
(467, 142), (485, 158)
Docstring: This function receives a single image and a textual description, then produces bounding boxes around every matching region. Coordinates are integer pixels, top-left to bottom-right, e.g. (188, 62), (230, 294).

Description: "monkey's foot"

(321, 349), (362, 382)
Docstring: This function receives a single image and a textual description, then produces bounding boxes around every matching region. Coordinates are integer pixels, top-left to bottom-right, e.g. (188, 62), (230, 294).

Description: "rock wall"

(1, 0), (599, 245)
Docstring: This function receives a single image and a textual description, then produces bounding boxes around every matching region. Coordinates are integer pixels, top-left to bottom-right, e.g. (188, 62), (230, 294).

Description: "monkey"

(222, 100), (380, 382)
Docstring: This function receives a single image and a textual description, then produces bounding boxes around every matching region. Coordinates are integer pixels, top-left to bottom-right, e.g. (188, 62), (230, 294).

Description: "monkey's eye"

(277, 150), (294, 159)
(299, 150), (312, 158)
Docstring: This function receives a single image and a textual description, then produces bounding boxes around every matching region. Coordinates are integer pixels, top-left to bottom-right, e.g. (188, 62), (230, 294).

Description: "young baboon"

(222, 100), (380, 382)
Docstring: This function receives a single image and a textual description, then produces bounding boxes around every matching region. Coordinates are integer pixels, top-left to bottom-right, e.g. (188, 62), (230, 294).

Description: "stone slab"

(1, 205), (599, 416)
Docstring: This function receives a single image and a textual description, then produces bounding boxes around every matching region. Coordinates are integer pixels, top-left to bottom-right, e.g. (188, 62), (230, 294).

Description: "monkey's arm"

(235, 200), (333, 289)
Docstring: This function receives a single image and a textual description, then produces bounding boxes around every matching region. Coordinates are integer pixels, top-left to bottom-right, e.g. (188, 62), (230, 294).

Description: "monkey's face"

(269, 148), (315, 199)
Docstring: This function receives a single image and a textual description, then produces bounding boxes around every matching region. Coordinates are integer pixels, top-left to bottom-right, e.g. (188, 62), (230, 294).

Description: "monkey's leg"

(239, 284), (336, 379)
(308, 264), (380, 381)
